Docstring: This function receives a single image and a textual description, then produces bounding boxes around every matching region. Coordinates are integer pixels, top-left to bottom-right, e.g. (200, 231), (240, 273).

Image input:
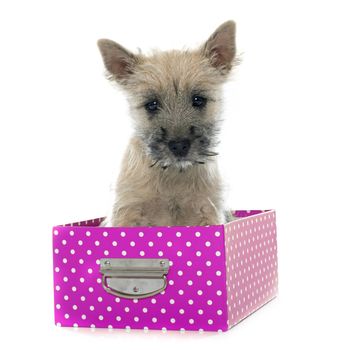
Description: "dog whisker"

(149, 160), (159, 168)
(199, 151), (219, 157)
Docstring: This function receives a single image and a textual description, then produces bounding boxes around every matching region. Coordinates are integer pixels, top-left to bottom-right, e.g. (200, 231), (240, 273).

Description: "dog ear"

(202, 20), (236, 74)
(97, 39), (138, 83)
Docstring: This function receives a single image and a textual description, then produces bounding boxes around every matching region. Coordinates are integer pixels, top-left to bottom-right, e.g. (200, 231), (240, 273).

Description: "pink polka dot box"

(52, 210), (278, 332)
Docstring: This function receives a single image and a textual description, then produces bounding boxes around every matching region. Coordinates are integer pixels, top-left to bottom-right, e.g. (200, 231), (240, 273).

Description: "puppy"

(98, 20), (237, 227)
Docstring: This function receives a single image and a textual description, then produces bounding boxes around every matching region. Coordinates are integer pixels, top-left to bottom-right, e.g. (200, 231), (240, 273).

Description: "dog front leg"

(111, 205), (148, 227)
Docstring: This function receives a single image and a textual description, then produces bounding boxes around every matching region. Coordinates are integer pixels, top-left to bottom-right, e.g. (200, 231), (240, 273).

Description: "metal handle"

(99, 258), (170, 299)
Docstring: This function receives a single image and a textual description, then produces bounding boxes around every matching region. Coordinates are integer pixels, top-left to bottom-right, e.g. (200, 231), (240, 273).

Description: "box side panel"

(224, 210), (278, 328)
(52, 224), (228, 332)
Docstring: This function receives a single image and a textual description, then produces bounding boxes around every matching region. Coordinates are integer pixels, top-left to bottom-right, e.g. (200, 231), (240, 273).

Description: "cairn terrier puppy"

(98, 20), (237, 227)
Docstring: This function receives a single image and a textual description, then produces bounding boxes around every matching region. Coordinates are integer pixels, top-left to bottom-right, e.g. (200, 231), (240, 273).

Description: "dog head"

(98, 21), (236, 169)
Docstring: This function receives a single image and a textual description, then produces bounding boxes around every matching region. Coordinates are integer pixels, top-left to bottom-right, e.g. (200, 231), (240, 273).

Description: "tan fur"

(98, 21), (237, 227)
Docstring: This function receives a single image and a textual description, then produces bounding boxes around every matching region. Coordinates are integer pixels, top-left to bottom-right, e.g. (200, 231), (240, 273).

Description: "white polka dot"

(206, 261), (212, 267)
(86, 250), (92, 255)
(186, 261), (192, 266)
(54, 230), (59, 236)
(124, 307), (129, 312)
(161, 308), (166, 314)
(170, 318), (176, 324)
(55, 267), (60, 273)
(167, 241), (173, 247)
(79, 259), (84, 264)
(198, 309), (203, 315)
(120, 232), (126, 237)
(157, 232), (162, 237)
(215, 231), (221, 237)
(138, 231), (144, 237)
(104, 250), (109, 256)
(197, 290), (203, 296)
(152, 317), (157, 323)
(71, 268), (76, 273)
(158, 251), (163, 257)
(176, 232), (181, 237)
(142, 307), (148, 313)
(206, 280), (212, 286)
(86, 231), (91, 237)
(64, 314), (69, 319)
(78, 240), (83, 246)
(62, 240), (67, 245)
(115, 297), (120, 303)
(56, 304), (61, 309)
(215, 251), (221, 257)
(169, 299), (175, 304)
(121, 250), (127, 256)
(89, 287), (94, 293)
(116, 316), (121, 321)
(177, 251), (182, 257)
(151, 298), (156, 304)
(186, 241), (191, 247)
(148, 241), (154, 247)
(140, 251), (145, 256)
(188, 299), (194, 305)
(130, 241), (135, 247)
(207, 300), (213, 305)
(107, 306), (112, 312)
(79, 277), (85, 283)
(195, 231), (201, 237)
(179, 309), (185, 314)
(88, 268), (93, 274)
(81, 314), (86, 320)
(196, 270), (202, 276)
(205, 241), (211, 247)
(134, 316), (139, 322)
(178, 270), (183, 276)
(73, 305), (78, 310)
(208, 319), (213, 325)
(196, 251), (202, 257)
(187, 280), (193, 286)
(112, 241), (117, 246)
(189, 319), (194, 324)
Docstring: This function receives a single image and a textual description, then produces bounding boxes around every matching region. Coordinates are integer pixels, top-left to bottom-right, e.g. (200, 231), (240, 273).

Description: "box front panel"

(224, 210), (278, 327)
(53, 224), (228, 331)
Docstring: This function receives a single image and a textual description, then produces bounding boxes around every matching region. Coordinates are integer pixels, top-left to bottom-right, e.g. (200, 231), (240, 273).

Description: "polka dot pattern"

(225, 210), (278, 328)
(52, 210), (278, 332)
(53, 221), (228, 331)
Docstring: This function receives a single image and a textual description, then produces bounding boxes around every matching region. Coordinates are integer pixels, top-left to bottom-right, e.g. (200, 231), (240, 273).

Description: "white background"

(0, 0), (349, 349)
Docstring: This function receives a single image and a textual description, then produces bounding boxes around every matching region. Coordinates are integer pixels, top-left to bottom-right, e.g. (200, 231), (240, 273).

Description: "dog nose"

(168, 139), (191, 157)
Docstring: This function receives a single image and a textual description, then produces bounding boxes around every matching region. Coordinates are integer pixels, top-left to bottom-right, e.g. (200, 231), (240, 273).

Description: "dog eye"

(192, 95), (207, 108)
(145, 100), (160, 114)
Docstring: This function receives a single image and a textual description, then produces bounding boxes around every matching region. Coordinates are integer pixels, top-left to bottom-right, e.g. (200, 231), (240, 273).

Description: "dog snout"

(168, 139), (191, 157)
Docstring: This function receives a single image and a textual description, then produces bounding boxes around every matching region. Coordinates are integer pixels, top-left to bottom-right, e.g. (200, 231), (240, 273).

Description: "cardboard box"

(52, 210), (278, 331)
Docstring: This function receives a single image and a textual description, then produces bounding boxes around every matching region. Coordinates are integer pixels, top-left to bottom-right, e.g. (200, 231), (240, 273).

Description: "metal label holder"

(99, 258), (170, 299)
